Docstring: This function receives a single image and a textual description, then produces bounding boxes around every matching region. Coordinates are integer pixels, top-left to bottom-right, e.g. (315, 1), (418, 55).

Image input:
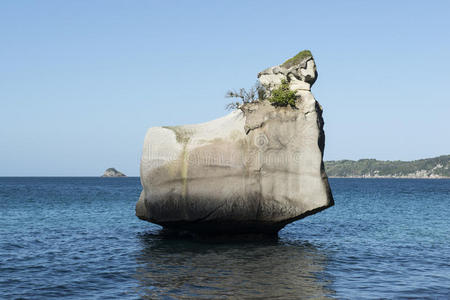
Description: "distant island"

(325, 155), (449, 178)
(101, 168), (126, 177)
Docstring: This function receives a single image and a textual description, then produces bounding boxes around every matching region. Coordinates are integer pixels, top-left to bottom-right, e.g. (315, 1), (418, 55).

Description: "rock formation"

(102, 168), (126, 177)
(136, 50), (334, 234)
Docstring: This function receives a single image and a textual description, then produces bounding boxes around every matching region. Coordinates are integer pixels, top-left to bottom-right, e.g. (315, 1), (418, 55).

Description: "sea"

(0, 177), (449, 299)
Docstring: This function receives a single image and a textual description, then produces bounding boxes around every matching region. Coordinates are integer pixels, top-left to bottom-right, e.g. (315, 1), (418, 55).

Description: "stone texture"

(258, 51), (317, 96)
(136, 50), (333, 234)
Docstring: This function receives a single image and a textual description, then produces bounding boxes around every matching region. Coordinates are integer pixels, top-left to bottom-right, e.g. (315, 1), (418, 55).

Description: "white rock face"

(136, 51), (333, 234)
(258, 54), (317, 96)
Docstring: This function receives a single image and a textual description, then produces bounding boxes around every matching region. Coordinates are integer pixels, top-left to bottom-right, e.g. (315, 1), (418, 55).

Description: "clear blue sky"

(1, 1), (449, 176)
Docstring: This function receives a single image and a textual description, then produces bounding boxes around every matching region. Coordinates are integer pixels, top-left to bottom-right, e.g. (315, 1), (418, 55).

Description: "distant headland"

(325, 155), (449, 178)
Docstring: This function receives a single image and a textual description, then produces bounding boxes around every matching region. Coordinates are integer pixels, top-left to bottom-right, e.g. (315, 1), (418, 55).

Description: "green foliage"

(281, 50), (313, 69)
(225, 81), (266, 110)
(325, 155), (450, 177)
(268, 79), (297, 108)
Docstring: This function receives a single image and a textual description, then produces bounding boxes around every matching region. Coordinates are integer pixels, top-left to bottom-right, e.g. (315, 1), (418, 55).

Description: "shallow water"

(0, 177), (449, 299)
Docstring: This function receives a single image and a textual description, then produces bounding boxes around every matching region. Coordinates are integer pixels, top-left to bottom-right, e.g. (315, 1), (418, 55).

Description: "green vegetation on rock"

(225, 81), (265, 110)
(325, 155), (450, 178)
(268, 79), (297, 108)
(162, 126), (192, 144)
(281, 50), (313, 69)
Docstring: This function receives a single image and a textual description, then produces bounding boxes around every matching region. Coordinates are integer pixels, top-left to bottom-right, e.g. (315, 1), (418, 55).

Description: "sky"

(1, 1), (449, 176)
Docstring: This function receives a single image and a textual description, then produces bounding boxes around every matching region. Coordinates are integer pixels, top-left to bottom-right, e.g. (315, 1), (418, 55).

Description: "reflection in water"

(134, 231), (335, 299)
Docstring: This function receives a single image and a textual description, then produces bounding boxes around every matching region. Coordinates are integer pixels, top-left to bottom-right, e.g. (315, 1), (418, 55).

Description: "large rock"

(136, 50), (333, 234)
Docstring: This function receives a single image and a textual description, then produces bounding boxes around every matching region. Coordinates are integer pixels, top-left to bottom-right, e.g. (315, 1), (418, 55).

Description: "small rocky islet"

(136, 50), (334, 235)
(101, 168), (126, 177)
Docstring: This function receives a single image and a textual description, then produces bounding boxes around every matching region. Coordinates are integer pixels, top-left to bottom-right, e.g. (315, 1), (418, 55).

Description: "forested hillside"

(325, 155), (450, 178)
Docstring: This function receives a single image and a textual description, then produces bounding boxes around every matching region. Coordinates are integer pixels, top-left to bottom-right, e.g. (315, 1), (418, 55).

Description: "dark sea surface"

(0, 177), (449, 299)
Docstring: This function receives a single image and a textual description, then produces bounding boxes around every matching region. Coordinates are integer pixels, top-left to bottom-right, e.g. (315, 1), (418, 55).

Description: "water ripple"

(0, 177), (449, 299)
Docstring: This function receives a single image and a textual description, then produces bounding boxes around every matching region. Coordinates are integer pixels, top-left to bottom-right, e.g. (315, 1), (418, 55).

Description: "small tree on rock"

(225, 82), (266, 110)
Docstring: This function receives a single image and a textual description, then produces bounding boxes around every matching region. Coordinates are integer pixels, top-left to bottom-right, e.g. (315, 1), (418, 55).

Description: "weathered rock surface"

(136, 50), (333, 234)
(102, 168), (126, 177)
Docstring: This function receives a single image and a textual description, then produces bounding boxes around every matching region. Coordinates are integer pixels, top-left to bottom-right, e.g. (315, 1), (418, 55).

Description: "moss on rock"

(281, 50), (313, 69)
(162, 126), (192, 144)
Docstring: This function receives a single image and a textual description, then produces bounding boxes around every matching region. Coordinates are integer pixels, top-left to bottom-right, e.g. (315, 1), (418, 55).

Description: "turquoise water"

(0, 177), (449, 299)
